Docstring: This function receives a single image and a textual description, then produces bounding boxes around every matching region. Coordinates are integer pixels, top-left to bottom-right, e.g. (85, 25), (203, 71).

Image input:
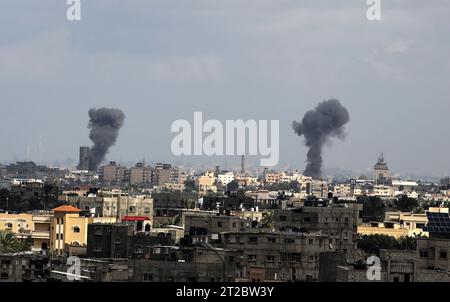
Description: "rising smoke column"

(292, 99), (350, 178)
(87, 108), (125, 170)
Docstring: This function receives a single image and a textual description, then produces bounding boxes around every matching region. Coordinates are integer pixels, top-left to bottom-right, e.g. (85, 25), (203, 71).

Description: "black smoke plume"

(292, 99), (349, 179)
(87, 108), (125, 171)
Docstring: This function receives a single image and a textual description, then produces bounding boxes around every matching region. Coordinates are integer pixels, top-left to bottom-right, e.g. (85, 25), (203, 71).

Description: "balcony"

(33, 215), (51, 223)
(32, 230), (50, 239)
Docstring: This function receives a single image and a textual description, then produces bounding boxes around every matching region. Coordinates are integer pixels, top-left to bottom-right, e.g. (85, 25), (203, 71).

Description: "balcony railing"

(32, 230), (50, 239)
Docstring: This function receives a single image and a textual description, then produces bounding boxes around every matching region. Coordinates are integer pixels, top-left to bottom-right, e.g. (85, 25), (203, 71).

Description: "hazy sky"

(0, 0), (449, 176)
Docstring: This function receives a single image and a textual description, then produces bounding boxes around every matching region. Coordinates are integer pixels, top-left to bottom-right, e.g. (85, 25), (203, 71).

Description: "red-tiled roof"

(53, 205), (81, 213)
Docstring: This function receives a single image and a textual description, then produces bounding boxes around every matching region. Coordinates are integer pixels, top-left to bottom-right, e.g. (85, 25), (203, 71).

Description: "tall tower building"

(373, 152), (390, 181)
(77, 147), (90, 171)
(240, 155), (245, 175)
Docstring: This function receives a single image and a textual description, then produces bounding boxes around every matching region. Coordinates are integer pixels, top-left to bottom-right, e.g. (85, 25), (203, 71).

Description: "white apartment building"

(217, 172), (235, 185)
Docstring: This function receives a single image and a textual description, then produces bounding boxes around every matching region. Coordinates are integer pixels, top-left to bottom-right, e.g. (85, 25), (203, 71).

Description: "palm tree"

(260, 211), (274, 229)
(183, 199), (196, 210)
(0, 231), (22, 253)
(167, 214), (181, 226)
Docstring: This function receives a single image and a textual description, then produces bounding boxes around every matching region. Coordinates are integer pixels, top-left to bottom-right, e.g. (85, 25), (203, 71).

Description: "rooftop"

(52, 205), (81, 213)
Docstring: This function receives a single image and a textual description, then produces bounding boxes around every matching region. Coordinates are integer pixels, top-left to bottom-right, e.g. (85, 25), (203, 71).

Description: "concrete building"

(0, 212), (52, 252)
(217, 172), (235, 185)
(49, 205), (116, 256)
(196, 172), (216, 195)
(100, 162), (126, 183)
(183, 211), (251, 244)
(129, 162), (152, 186)
(373, 153), (391, 181)
(154, 163), (172, 187)
(337, 248), (450, 282)
(221, 230), (331, 281)
(86, 223), (174, 259)
(273, 203), (363, 258)
(77, 146), (90, 171)
(59, 192), (153, 222)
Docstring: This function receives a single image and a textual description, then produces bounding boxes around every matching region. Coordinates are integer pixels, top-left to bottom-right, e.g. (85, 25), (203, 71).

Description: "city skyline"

(1, 1), (450, 176)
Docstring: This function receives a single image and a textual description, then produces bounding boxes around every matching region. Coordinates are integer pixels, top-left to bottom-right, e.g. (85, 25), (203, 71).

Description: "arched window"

(73, 226), (80, 233)
(72, 241), (80, 246)
(6, 223), (12, 229)
(94, 228), (103, 236)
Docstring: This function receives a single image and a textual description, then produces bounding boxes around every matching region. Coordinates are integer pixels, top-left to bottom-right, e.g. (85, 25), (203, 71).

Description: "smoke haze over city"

(0, 1), (450, 176)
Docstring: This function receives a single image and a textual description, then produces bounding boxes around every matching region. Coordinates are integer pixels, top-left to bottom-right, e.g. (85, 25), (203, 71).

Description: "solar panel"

(424, 212), (450, 233)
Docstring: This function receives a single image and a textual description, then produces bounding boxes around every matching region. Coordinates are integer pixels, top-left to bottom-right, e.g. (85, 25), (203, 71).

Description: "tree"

(361, 196), (385, 222)
(260, 211), (274, 228)
(183, 199), (196, 210)
(0, 231), (26, 253)
(0, 188), (10, 209)
(357, 234), (415, 255)
(227, 180), (239, 193)
(396, 195), (419, 212)
(167, 214), (181, 226)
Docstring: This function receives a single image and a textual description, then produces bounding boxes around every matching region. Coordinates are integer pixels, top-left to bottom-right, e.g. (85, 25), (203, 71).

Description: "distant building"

(217, 172), (235, 185)
(77, 147), (90, 171)
(100, 162), (126, 183)
(86, 223), (174, 259)
(154, 163), (172, 186)
(129, 162), (152, 186)
(373, 153), (391, 181)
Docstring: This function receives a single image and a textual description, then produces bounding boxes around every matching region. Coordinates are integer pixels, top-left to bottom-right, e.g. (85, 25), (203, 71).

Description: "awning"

(122, 216), (151, 221)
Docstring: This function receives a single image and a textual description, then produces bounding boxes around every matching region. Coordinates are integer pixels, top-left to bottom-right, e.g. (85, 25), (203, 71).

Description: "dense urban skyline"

(1, 1), (450, 176)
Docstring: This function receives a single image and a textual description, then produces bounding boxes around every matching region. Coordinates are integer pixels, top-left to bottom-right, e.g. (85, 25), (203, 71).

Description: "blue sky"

(0, 0), (449, 176)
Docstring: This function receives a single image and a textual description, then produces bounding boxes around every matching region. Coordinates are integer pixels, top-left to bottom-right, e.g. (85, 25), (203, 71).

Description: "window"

(232, 222), (237, 228)
(217, 221), (223, 227)
(268, 237), (276, 243)
(73, 226), (80, 233)
(248, 255), (256, 261)
(60, 234), (63, 240)
(419, 250), (428, 258)
(60, 218), (64, 225)
(94, 228), (103, 236)
(6, 223), (12, 229)
(304, 217), (311, 223)
(344, 217), (349, 223)
(144, 208), (150, 213)
(94, 245), (102, 252)
(56, 234), (59, 240)
(279, 216), (287, 222)
(248, 237), (258, 243)
(115, 238), (121, 244)
(143, 274), (153, 281)
(266, 255), (275, 262)
(308, 239), (314, 245)
(129, 206), (136, 213)
(440, 250), (448, 259)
